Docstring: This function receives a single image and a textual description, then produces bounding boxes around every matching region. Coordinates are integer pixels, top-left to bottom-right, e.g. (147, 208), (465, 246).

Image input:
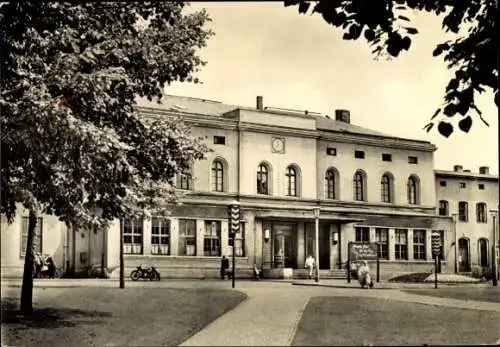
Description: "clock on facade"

(271, 137), (285, 153)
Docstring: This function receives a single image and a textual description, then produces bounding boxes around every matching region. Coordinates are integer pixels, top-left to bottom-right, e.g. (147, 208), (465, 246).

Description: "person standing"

(304, 255), (315, 279)
(220, 255), (230, 280)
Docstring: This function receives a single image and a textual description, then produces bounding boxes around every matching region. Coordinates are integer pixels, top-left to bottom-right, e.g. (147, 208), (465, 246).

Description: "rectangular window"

(375, 228), (389, 260)
(123, 218), (143, 254)
(432, 230), (445, 261)
(228, 222), (245, 257)
(458, 201), (468, 222)
(177, 172), (193, 190)
(476, 203), (487, 223)
(355, 227), (370, 242)
(20, 217), (43, 257)
(439, 181), (447, 187)
(204, 220), (221, 257)
(395, 229), (408, 260)
(354, 150), (365, 159)
(326, 147), (337, 156)
(213, 136), (226, 145)
(459, 182), (466, 188)
(413, 230), (426, 260)
(382, 153), (392, 162)
(408, 156), (418, 164)
(151, 218), (170, 255)
(478, 183), (485, 190)
(179, 219), (196, 256)
(438, 200), (449, 216)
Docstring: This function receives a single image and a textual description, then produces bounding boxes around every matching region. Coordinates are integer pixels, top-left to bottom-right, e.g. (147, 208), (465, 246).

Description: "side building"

(435, 165), (499, 275)
(1, 95), (459, 280)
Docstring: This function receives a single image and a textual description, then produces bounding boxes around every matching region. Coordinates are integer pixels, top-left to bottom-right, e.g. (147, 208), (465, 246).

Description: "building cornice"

(434, 170), (499, 181)
(318, 131), (436, 152)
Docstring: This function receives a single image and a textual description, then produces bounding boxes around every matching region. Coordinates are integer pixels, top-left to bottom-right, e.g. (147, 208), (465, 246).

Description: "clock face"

(272, 138), (284, 153)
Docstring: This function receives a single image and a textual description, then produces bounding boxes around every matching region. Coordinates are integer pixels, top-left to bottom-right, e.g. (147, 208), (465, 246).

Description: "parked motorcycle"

(130, 265), (161, 281)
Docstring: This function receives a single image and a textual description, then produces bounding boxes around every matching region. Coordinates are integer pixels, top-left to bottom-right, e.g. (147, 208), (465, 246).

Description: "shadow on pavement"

(1, 298), (112, 329)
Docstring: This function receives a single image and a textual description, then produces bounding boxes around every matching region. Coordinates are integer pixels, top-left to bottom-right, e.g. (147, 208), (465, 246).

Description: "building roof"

(434, 170), (499, 180)
(135, 94), (430, 142)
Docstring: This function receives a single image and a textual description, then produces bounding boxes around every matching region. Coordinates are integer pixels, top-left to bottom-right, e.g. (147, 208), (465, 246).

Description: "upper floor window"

(476, 203), (487, 223)
(211, 159), (225, 192)
(353, 170), (367, 201)
(459, 182), (466, 189)
(458, 201), (468, 222)
(285, 165), (299, 197)
(439, 181), (447, 187)
(257, 163), (270, 195)
(478, 183), (485, 190)
(382, 153), (392, 162)
(151, 218), (170, 255)
(326, 147), (337, 156)
(380, 173), (393, 203)
(407, 176), (419, 205)
(213, 136), (226, 145)
(123, 218), (143, 255)
(177, 163), (194, 190)
(325, 168), (338, 200)
(408, 156), (418, 164)
(20, 217), (43, 257)
(204, 220), (221, 257)
(438, 200), (449, 216)
(354, 150), (365, 159)
(355, 227), (370, 242)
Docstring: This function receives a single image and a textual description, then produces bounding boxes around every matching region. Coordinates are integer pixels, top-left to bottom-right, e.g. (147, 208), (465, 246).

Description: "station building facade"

(2, 95), (497, 279)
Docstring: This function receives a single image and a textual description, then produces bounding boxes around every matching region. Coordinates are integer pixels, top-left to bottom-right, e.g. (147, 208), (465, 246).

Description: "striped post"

(228, 201), (240, 288)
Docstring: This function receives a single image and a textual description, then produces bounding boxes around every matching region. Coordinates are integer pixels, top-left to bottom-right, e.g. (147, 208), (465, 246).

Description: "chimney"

(479, 166), (490, 175)
(335, 109), (351, 123)
(256, 96), (264, 111)
(453, 165), (463, 172)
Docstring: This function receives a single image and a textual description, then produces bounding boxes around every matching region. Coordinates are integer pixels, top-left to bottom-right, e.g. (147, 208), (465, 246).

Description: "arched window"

(325, 168), (338, 199)
(257, 163), (269, 195)
(380, 174), (393, 203)
(285, 166), (298, 197)
(407, 176), (419, 204)
(211, 160), (224, 192)
(353, 170), (366, 201)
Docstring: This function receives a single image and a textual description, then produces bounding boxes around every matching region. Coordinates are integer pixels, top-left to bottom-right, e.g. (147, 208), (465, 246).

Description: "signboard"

(349, 242), (378, 261)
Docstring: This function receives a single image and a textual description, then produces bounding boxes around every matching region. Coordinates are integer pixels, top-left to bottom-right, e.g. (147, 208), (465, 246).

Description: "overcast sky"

(165, 2), (498, 175)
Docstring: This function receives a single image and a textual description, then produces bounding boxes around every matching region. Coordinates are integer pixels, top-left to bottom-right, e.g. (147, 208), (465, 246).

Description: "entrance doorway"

(478, 238), (488, 267)
(306, 223), (330, 270)
(273, 223), (296, 268)
(458, 237), (470, 272)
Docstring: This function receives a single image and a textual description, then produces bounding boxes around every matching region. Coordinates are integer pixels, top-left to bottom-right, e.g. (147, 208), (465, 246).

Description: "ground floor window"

(375, 228), (388, 260)
(228, 222), (245, 257)
(151, 218), (170, 255)
(179, 219), (196, 256)
(123, 218), (143, 254)
(395, 229), (408, 260)
(355, 227), (370, 242)
(413, 229), (426, 260)
(204, 220), (221, 257)
(20, 217), (43, 257)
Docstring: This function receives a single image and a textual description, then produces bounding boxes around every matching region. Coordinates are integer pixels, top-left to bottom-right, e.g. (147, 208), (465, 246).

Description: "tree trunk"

(119, 220), (125, 288)
(20, 209), (37, 314)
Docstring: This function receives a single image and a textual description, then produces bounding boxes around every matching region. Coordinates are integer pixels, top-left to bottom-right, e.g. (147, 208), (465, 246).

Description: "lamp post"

(490, 209), (498, 287)
(313, 207), (320, 283)
(451, 212), (458, 274)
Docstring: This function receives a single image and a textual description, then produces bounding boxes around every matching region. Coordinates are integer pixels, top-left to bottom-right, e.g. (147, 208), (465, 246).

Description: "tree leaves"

(286, 0), (497, 138)
(437, 121), (453, 138)
(458, 115), (473, 133)
(1, 3), (212, 227)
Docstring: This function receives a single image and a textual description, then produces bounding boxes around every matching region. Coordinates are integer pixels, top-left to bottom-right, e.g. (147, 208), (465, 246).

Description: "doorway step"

(292, 269), (346, 279)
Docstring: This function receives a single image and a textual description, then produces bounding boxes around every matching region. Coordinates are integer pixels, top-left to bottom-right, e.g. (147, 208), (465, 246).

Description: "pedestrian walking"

(304, 255), (315, 279)
(220, 255), (230, 280)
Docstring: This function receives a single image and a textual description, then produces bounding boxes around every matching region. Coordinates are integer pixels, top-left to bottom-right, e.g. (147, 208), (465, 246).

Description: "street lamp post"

(451, 212), (458, 274)
(313, 207), (320, 283)
(490, 209), (498, 287)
